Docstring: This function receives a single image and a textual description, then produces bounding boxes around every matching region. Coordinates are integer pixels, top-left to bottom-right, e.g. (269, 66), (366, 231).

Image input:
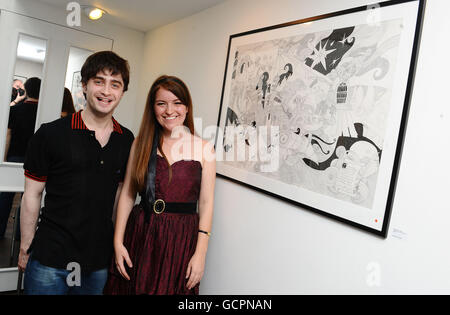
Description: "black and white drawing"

(71, 71), (86, 111)
(217, 0), (424, 236)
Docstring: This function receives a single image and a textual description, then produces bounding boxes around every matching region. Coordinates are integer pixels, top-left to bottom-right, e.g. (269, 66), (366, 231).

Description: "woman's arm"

(4, 129), (11, 161)
(113, 140), (138, 280)
(112, 182), (123, 223)
(186, 140), (216, 290)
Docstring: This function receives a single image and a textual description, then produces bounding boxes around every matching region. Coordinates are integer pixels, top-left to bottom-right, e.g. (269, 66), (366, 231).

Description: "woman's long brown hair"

(131, 75), (195, 193)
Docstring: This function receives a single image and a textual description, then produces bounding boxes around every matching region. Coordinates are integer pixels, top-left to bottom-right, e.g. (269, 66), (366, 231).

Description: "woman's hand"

(186, 252), (206, 290)
(114, 242), (133, 280)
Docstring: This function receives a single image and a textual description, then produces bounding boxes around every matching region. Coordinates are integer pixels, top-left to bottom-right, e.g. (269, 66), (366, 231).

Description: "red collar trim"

(71, 111), (123, 134)
(112, 117), (123, 134)
(71, 111), (88, 130)
(24, 100), (38, 104)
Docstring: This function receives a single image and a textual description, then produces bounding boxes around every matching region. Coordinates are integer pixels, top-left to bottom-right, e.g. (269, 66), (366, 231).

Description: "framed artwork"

(71, 71), (86, 111)
(215, 0), (425, 237)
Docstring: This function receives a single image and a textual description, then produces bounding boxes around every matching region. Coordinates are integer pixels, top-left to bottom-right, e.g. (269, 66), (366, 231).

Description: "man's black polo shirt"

(24, 111), (134, 272)
(7, 100), (38, 159)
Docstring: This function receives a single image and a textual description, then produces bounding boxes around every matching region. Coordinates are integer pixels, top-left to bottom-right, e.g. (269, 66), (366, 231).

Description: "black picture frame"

(215, 0), (425, 237)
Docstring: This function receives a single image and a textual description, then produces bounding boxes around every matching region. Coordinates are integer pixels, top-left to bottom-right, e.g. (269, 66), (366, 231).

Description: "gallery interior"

(0, 0), (448, 295)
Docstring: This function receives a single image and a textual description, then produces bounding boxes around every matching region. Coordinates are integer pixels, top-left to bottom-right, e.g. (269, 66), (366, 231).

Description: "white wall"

(138, 0), (450, 294)
(14, 58), (44, 80)
(1, 0), (145, 134)
(64, 47), (92, 91)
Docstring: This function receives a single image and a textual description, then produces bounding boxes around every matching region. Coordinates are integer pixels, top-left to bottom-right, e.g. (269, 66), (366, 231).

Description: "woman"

(104, 75), (215, 295)
(61, 87), (76, 117)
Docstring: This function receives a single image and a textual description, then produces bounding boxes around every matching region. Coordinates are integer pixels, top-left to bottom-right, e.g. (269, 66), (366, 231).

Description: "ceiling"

(36, 0), (228, 32)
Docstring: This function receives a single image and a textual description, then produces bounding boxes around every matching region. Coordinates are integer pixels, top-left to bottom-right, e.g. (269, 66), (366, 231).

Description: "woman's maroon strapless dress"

(104, 155), (202, 295)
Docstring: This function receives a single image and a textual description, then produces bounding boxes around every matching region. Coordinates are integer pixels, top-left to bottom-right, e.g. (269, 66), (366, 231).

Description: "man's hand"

(18, 249), (30, 272)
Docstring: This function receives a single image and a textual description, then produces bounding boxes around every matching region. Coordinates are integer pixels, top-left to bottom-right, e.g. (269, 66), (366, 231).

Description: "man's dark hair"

(24, 77), (41, 99)
(81, 51), (130, 92)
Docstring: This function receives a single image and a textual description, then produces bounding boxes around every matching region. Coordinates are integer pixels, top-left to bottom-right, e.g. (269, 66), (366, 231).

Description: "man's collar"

(71, 110), (123, 134)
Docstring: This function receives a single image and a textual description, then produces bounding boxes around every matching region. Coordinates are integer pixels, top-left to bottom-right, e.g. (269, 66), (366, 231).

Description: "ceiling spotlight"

(82, 6), (107, 20)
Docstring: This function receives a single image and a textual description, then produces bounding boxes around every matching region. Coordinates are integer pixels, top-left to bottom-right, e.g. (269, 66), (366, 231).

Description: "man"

(11, 79), (26, 106)
(5, 77), (40, 162)
(0, 77), (41, 240)
(18, 51), (134, 295)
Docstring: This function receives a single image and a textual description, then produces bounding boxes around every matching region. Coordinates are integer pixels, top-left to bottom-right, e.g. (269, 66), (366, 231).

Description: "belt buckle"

(153, 199), (165, 214)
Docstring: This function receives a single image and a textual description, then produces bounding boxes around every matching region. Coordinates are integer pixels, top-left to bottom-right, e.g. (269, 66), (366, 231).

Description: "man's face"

(82, 69), (125, 116)
(13, 80), (24, 90)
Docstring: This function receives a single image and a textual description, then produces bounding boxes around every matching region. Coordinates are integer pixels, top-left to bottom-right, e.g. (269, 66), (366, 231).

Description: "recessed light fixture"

(82, 5), (107, 20)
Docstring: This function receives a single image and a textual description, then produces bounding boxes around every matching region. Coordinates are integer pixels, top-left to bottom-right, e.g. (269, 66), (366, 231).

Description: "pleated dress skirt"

(104, 157), (203, 295)
(103, 204), (199, 295)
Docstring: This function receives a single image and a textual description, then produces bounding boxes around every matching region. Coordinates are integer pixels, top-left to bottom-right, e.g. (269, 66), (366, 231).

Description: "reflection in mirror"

(4, 34), (47, 163)
(64, 46), (93, 113)
(0, 191), (21, 268)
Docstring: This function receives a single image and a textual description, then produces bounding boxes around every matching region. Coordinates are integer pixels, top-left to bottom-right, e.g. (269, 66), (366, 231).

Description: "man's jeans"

(24, 256), (108, 295)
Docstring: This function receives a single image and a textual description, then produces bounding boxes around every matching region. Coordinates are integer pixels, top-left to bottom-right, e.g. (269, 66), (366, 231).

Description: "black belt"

(142, 199), (197, 215)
